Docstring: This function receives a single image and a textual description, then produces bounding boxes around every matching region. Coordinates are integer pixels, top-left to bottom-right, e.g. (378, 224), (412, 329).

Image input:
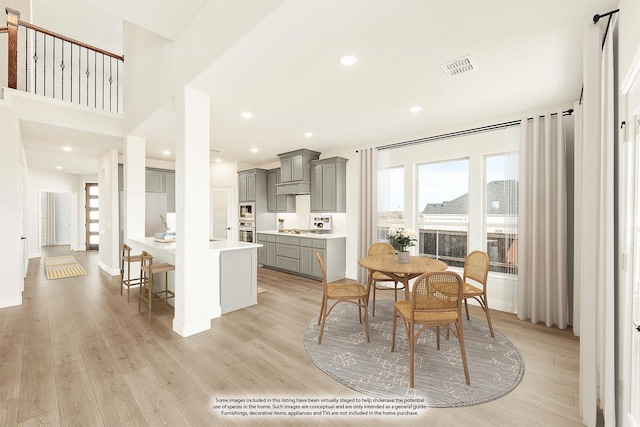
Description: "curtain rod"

(579, 8), (619, 104)
(374, 109), (573, 151)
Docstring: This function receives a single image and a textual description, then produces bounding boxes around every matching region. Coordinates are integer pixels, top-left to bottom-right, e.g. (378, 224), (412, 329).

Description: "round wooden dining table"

(358, 254), (448, 300)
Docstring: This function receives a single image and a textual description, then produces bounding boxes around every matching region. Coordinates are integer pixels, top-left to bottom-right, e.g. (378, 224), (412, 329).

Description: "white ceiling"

(21, 0), (619, 174)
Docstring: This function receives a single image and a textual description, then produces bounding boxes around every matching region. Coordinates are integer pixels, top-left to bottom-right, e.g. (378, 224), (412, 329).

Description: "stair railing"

(1, 7), (124, 113)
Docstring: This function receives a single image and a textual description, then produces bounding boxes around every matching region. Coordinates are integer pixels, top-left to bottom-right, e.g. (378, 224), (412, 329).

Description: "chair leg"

(126, 260), (131, 302)
(464, 298), (470, 320)
(318, 297), (325, 326)
(372, 283), (377, 317)
(409, 323), (415, 388)
(138, 272), (144, 313)
(147, 274), (153, 323)
(390, 308), (398, 352)
(318, 296), (328, 344)
(456, 319), (470, 385)
(436, 326), (440, 350)
(363, 298), (370, 343)
(482, 297), (495, 338)
(393, 281), (398, 301)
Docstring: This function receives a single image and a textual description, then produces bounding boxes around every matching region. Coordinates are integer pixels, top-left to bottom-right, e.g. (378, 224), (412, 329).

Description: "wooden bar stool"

(120, 244), (143, 302)
(138, 250), (175, 322)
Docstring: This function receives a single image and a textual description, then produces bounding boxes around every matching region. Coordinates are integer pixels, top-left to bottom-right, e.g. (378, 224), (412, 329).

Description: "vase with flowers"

(388, 224), (417, 263)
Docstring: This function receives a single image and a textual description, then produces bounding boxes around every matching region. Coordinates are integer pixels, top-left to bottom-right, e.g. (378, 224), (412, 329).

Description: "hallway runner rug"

(303, 299), (524, 407)
(45, 256), (87, 280)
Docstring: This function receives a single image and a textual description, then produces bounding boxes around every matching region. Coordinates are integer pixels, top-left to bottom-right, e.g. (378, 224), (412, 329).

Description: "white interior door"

(211, 188), (232, 240)
(629, 113), (640, 425)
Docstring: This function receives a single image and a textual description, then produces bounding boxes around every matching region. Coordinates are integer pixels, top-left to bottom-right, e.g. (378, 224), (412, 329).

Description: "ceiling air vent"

(440, 55), (476, 77)
(210, 147), (225, 153)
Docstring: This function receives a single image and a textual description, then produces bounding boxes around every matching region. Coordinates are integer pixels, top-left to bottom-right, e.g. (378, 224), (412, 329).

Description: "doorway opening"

(85, 183), (99, 250)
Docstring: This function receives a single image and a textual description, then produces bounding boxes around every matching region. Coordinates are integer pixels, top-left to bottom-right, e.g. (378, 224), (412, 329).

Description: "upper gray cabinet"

(310, 157), (348, 213)
(276, 149), (320, 195)
(238, 169), (268, 203)
(145, 169), (166, 193)
(166, 172), (176, 213)
(267, 168), (295, 212)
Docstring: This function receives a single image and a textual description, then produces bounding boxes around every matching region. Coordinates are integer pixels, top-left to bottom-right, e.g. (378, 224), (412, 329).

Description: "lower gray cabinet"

(258, 234), (276, 267)
(258, 233), (345, 281)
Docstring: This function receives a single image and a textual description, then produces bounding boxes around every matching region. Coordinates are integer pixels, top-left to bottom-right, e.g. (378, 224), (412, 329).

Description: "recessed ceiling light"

(251, 148), (258, 153)
(409, 106), (422, 113)
(215, 158), (222, 163)
(241, 112), (253, 119)
(304, 132), (313, 138)
(55, 166), (62, 169)
(62, 146), (72, 152)
(162, 150), (171, 155)
(339, 55), (358, 66)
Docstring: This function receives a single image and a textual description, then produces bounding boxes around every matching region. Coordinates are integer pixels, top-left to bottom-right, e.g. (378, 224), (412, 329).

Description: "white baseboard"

(28, 252), (40, 259)
(98, 261), (120, 276)
(0, 294), (23, 309)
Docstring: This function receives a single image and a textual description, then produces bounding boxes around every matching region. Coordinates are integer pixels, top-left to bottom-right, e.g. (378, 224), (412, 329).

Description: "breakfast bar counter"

(128, 237), (262, 314)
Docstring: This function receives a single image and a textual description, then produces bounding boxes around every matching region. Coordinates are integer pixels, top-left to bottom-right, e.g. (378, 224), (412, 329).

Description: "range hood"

(276, 181), (311, 195)
(275, 148), (321, 195)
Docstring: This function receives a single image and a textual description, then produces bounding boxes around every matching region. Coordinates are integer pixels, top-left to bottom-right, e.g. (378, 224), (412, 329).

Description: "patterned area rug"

(303, 299), (524, 407)
(44, 256), (87, 280)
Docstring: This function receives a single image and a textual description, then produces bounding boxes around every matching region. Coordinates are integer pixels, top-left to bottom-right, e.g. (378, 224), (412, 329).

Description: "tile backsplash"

(276, 195), (347, 235)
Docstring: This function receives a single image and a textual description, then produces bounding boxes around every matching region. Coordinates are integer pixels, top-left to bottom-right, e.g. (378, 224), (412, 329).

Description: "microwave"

(239, 202), (255, 220)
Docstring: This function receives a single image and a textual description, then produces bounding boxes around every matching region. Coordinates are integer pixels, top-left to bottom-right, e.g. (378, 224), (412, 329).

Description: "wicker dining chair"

(368, 242), (405, 317)
(462, 250), (493, 338)
(391, 270), (470, 388)
(316, 252), (370, 344)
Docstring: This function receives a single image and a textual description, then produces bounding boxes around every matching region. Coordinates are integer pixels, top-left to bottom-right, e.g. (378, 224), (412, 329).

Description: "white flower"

(387, 224), (417, 251)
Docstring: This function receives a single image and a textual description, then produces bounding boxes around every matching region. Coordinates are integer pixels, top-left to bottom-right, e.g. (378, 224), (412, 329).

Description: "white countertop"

(257, 230), (346, 239)
(129, 237), (261, 254)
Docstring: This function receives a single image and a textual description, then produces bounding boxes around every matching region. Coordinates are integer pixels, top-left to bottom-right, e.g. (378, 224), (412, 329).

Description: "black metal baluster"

(78, 44), (81, 104)
(116, 60), (119, 113)
(70, 42), (73, 102)
(102, 55), (105, 110)
(109, 57), (112, 112)
(85, 47), (89, 106)
(61, 41), (65, 101)
(24, 27), (28, 92)
(43, 35), (46, 96)
(33, 30), (38, 95)
(53, 38), (56, 99)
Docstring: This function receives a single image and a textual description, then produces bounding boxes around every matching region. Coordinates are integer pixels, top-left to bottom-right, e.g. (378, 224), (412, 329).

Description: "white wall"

(26, 168), (97, 257)
(54, 192), (71, 245)
(0, 102), (25, 309)
(97, 149), (120, 276)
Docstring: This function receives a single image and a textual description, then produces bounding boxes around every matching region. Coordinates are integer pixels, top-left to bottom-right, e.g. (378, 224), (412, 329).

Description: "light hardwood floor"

(0, 246), (582, 426)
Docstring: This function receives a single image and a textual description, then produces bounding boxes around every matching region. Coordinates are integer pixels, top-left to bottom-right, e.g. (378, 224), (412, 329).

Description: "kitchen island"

(128, 237), (262, 314)
(257, 230), (346, 282)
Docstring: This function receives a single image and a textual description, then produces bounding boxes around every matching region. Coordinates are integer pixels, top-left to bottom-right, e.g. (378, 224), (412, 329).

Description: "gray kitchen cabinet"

(261, 233), (345, 281)
(258, 233), (276, 267)
(275, 235), (300, 272)
(277, 149), (321, 183)
(166, 172), (175, 213)
(238, 169), (268, 203)
(145, 169), (166, 193)
(310, 157), (348, 213)
(267, 168), (295, 212)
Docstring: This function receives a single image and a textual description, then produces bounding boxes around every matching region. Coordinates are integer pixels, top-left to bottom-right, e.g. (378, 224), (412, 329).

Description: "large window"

(485, 154), (518, 273)
(417, 159), (469, 268)
(377, 166), (404, 241)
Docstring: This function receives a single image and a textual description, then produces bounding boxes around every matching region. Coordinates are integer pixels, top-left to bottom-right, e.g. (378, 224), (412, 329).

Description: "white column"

(0, 108), (24, 308)
(124, 136), (146, 239)
(97, 149), (120, 276)
(173, 87), (215, 337)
